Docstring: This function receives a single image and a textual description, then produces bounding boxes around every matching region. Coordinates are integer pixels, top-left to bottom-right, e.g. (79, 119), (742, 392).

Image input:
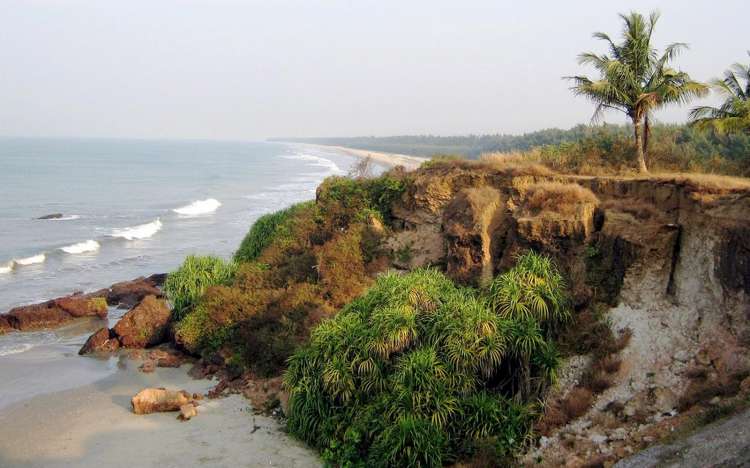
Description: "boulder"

(178, 403), (198, 421)
(139, 360), (156, 373)
(146, 273), (168, 287)
(79, 328), (120, 355)
(3, 302), (72, 331)
(131, 388), (191, 414)
(113, 295), (171, 348)
(107, 277), (163, 308)
(0, 315), (12, 334)
(2, 294), (108, 332)
(148, 349), (185, 368)
(54, 296), (108, 319)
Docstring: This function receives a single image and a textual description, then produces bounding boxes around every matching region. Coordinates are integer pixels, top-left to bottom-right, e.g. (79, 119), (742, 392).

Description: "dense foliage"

(234, 202), (313, 263)
(169, 172), (408, 372)
(276, 123), (750, 175)
(532, 124), (750, 175)
(164, 255), (237, 321)
(284, 252), (568, 467)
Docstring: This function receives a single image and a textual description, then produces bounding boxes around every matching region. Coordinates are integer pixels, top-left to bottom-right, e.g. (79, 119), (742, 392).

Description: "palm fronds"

(690, 52), (750, 134)
(566, 10), (707, 171)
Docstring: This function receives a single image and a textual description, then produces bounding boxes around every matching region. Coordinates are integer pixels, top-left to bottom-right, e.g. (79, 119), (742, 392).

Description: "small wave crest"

(111, 219), (162, 240)
(15, 254), (46, 266)
(53, 215), (81, 221)
(0, 262), (14, 274)
(282, 153), (343, 175)
(0, 343), (34, 357)
(0, 331), (59, 356)
(173, 198), (222, 216)
(60, 240), (100, 254)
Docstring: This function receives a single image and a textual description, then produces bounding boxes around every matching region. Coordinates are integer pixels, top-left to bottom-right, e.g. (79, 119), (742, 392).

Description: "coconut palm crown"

(567, 11), (708, 173)
(690, 52), (750, 134)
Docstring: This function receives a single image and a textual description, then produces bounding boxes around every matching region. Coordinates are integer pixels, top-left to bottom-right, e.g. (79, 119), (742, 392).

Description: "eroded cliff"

(384, 161), (750, 466)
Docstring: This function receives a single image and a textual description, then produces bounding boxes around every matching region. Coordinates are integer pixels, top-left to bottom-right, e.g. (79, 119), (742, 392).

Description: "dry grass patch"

(478, 152), (554, 176)
(639, 172), (750, 194)
(523, 182), (599, 216)
(420, 153), (553, 177)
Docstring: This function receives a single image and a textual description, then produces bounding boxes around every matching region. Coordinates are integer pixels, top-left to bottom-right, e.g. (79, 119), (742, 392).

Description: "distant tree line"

(274, 123), (750, 174)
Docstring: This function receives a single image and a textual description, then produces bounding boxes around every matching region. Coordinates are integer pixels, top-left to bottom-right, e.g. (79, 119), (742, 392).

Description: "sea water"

(0, 138), (374, 358)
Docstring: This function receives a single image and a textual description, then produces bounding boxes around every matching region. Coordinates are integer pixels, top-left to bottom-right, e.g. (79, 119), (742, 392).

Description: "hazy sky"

(0, 0), (746, 140)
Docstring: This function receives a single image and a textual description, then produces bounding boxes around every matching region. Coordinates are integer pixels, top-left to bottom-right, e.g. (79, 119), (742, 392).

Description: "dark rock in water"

(147, 273), (168, 287)
(0, 294), (109, 332)
(79, 327), (120, 354)
(107, 277), (163, 308)
(0, 274), (165, 334)
(54, 295), (108, 319)
(0, 315), (12, 334)
(37, 213), (63, 220)
(2, 302), (75, 331)
(113, 295), (172, 348)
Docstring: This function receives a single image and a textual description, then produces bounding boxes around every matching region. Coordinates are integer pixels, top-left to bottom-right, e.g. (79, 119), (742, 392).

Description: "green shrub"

(165, 255), (237, 321)
(174, 285), (269, 354)
(234, 201), (314, 263)
(316, 174), (407, 229)
(284, 268), (550, 467)
(487, 251), (569, 327)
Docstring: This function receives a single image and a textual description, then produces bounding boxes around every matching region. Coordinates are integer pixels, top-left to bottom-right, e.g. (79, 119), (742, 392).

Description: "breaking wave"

(14, 254), (46, 266)
(0, 262), (13, 274)
(0, 343), (34, 357)
(111, 219), (162, 240)
(281, 153), (343, 175)
(60, 240), (100, 254)
(173, 198), (222, 216)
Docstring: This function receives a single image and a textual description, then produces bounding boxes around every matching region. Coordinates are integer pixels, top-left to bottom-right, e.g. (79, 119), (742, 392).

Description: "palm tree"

(690, 52), (750, 134)
(567, 11), (708, 173)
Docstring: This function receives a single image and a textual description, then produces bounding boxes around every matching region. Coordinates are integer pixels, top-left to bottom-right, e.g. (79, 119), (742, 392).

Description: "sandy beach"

(0, 356), (320, 468)
(305, 144), (428, 170)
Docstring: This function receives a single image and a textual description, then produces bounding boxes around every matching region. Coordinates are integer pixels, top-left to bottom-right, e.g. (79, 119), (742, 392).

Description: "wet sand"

(305, 144), (428, 170)
(0, 359), (320, 468)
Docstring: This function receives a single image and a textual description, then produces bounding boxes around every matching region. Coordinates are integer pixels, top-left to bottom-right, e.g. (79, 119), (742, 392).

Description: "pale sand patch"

(0, 362), (320, 468)
(304, 144), (428, 171)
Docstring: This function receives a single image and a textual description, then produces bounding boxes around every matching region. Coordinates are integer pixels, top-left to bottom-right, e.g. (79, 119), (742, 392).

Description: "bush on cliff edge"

(284, 254), (567, 467)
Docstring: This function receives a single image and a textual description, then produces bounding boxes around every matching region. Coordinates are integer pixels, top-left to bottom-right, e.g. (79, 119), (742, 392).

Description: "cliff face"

(386, 163), (750, 465)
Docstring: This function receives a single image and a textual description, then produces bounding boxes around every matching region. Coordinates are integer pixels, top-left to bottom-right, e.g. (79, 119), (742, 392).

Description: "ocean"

(0, 138), (372, 362)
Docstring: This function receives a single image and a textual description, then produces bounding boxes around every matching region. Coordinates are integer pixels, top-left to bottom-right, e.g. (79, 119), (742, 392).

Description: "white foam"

(0, 262), (14, 274)
(0, 343), (34, 357)
(111, 219), (162, 240)
(281, 153), (343, 175)
(52, 215), (81, 221)
(60, 240), (100, 254)
(173, 198), (222, 216)
(15, 254), (46, 266)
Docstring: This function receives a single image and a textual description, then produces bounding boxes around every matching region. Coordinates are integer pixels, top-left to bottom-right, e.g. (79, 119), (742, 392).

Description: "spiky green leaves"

(284, 262), (564, 466)
(165, 255), (237, 321)
(488, 251), (569, 326)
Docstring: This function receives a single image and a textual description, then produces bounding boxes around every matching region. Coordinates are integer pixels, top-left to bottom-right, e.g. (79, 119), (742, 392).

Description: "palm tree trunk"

(633, 117), (648, 173)
(643, 115), (650, 162)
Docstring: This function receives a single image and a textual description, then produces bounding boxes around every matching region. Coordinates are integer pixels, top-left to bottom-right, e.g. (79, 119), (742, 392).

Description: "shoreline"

(0, 353), (320, 468)
(300, 143), (428, 170)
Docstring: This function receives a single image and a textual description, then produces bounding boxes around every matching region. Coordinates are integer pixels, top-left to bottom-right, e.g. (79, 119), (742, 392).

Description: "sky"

(0, 0), (746, 140)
